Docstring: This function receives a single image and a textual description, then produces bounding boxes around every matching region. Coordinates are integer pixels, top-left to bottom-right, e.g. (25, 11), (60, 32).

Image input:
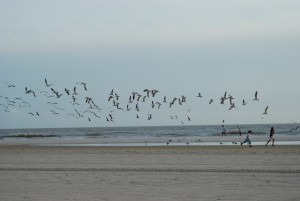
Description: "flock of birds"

(0, 79), (271, 126)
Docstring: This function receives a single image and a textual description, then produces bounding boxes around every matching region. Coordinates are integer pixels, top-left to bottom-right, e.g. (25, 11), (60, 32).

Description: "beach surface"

(0, 145), (299, 201)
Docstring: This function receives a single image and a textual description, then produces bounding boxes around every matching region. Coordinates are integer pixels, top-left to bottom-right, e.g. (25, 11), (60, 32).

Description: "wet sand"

(0, 145), (299, 201)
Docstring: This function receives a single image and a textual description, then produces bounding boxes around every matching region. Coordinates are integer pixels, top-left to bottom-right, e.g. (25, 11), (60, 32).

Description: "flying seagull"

(44, 78), (53, 87)
(28, 112), (35, 116)
(25, 87), (36, 97)
(253, 91), (259, 101)
(228, 95), (234, 105)
(5, 82), (16, 88)
(77, 82), (87, 91)
(73, 87), (78, 95)
(65, 88), (70, 95)
(196, 93), (203, 98)
(262, 106), (269, 115)
(229, 103), (237, 110)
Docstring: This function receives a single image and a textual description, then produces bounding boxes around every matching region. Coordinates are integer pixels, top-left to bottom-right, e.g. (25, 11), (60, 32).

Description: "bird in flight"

(163, 96), (167, 103)
(196, 93), (203, 98)
(253, 91), (259, 101)
(28, 112), (35, 116)
(5, 82), (16, 88)
(220, 97), (225, 105)
(110, 89), (114, 96)
(44, 78), (53, 87)
(65, 88), (70, 95)
(72, 87), (78, 95)
(223, 91), (227, 100)
(229, 103), (237, 110)
(143, 89), (151, 97)
(25, 87), (36, 97)
(262, 106), (269, 115)
(228, 95), (234, 105)
(77, 82), (87, 91)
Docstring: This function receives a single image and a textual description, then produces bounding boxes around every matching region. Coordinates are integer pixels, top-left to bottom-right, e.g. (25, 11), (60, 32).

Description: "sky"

(0, 0), (300, 129)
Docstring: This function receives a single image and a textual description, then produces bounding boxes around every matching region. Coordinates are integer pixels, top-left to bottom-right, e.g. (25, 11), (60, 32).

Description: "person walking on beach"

(221, 125), (226, 136)
(238, 128), (242, 136)
(241, 130), (252, 147)
(266, 127), (275, 146)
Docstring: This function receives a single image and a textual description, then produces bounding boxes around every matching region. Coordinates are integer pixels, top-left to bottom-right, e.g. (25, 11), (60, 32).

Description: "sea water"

(0, 124), (299, 146)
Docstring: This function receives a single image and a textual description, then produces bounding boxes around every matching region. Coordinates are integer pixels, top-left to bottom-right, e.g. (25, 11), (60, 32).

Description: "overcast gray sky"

(1, 0), (299, 128)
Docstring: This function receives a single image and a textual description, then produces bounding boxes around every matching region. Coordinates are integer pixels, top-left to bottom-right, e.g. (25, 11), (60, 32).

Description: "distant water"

(0, 124), (299, 141)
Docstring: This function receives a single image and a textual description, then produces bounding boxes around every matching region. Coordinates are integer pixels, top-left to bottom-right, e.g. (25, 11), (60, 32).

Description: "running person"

(241, 130), (252, 147)
(266, 127), (275, 146)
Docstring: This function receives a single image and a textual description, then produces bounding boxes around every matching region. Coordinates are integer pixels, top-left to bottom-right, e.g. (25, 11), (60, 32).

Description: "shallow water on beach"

(40, 141), (300, 147)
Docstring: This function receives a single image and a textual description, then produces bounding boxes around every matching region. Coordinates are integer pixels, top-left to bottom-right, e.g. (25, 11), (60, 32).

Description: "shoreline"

(1, 134), (300, 146)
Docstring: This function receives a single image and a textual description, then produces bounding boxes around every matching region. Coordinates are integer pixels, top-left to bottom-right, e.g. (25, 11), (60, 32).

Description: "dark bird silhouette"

(262, 106), (269, 115)
(77, 82), (87, 91)
(44, 78), (53, 87)
(126, 104), (131, 111)
(25, 87), (36, 97)
(85, 97), (93, 104)
(110, 89), (114, 96)
(108, 95), (114, 102)
(151, 101), (155, 108)
(50, 110), (59, 115)
(73, 87), (78, 95)
(5, 82), (16, 88)
(143, 89), (151, 97)
(229, 103), (237, 110)
(51, 88), (62, 98)
(253, 91), (259, 101)
(65, 88), (70, 95)
(128, 96), (133, 103)
(156, 102), (162, 109)
(136, 103), (140, 112)
(151, 89), (159, 97)
(196, 93), (203, 98)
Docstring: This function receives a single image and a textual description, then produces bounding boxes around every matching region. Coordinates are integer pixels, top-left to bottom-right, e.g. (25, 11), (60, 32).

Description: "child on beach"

(221, 125), (226, 136)
(241, 130), (252, 147)
(266, 127), (275, 146)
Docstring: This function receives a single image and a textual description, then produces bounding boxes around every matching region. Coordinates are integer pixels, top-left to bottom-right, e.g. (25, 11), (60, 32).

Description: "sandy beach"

(0, 145), (299, 201)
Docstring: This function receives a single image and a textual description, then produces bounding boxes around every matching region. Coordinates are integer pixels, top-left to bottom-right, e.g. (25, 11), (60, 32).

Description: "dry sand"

(0, 145), (299, 201)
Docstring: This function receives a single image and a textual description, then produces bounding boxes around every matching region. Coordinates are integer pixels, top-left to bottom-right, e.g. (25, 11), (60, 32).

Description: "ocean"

(1, 124), (299, 143)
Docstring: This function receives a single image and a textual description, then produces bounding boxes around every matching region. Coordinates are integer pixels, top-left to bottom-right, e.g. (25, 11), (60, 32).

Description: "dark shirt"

(270, 129), (274, 137)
